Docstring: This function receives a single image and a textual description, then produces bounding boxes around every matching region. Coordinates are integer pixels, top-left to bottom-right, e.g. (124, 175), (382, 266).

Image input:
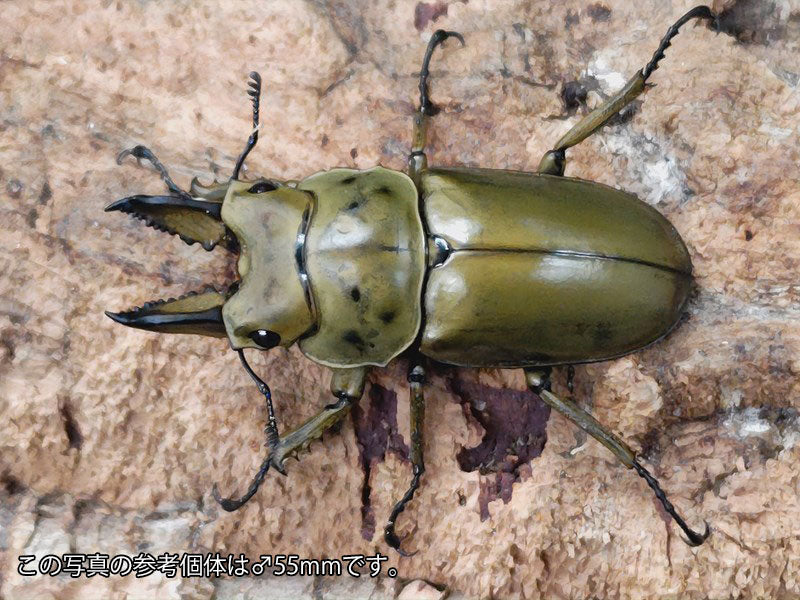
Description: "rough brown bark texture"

(2, 1), (799, 598)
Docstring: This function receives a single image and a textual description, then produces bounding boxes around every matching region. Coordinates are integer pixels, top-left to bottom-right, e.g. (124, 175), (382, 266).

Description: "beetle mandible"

(106, 6), (720, 553)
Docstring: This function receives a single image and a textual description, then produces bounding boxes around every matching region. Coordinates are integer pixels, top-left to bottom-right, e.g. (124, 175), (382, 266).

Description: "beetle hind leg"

(384, 364), (426, 556)
(537, 5), (718, 176)
(524, 368), (710, 546)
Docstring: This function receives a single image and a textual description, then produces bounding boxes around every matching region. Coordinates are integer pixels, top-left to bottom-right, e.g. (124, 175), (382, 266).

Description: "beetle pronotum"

(107, 6), (720, 553)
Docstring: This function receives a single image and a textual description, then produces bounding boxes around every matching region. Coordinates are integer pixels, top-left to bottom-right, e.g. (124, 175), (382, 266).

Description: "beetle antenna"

(632, 460), (711, 546)
(641, 6), (718, 81)
(419, 29), (465, 115)
(237, 349), (280, 450)
(232, 71), (262, 180)
(211, 349), (281, 511)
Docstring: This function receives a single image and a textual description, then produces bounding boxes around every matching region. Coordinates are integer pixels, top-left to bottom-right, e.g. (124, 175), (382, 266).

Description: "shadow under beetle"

(107, 6), (720, 553)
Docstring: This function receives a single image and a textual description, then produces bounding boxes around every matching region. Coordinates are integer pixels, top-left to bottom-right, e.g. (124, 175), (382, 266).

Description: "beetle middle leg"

(384, 363), (426, 556)
(213, 362), (366, 511)
(537, 5), (718, 176)
(561, 365), (589, 459)
(408, 29), (464, 185)
(524, 367), (710, 547)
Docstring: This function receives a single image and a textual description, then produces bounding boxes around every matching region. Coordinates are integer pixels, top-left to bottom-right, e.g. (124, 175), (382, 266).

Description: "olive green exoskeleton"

(106, 6), (720, 554)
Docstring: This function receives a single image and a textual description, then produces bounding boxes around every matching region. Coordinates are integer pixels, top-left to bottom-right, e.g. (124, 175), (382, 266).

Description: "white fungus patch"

(583, 51), (691, 209)
(600, 131), (690, 209)
(724, 408), (773, 438)
(587, 53), (627, 92)
(722, 407), (800, 454)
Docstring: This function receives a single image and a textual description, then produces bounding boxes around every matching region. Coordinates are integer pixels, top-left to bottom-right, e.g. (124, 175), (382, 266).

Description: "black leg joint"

(325, 393), (354, 410)
(527, 367), (552, 394)
(408, 364), (426, 384)
(566, 365), (575, 394)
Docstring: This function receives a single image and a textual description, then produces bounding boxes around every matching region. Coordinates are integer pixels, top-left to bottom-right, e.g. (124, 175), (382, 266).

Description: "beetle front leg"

(384, 363), (426, 556)
(117, 144), (191, 197)
(213, 365), (367, 511)
(537, 5), (718, 176)
(524, 368), (710, 547)
(408, 30), (464, 185)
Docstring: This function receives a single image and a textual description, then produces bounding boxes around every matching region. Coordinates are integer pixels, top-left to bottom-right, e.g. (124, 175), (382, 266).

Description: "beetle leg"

(537, 5), (718, 176)
(566, 364), (575, 394)
(117, 144), (191, 198)
(237, 349), (282, 449)
(212, 364), (367, 511)
(561, 365), (589, 459)
(384, 364), (426, 556)
(524, 368), (711, 547)
(408, 30), (465, 185)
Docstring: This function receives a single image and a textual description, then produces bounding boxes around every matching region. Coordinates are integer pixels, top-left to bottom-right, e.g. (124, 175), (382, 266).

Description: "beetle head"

(106, 173), (313, 350)
(106, 73), (316, 350)
(105, 176), (316, 350)
(220, 180), (315, 350)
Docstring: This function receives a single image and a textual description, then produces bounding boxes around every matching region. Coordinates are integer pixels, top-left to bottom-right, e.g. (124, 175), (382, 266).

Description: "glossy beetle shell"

(421, 169), (691, 367)
(418, 168), (692, 367)
(221, 165), (692, 369)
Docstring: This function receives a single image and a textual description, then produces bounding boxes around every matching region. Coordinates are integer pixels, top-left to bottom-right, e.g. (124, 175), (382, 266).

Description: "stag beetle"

(107, 6), (720, 554)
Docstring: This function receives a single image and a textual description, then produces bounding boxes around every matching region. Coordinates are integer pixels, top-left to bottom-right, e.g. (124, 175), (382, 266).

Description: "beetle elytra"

(106, 6), (721, 553)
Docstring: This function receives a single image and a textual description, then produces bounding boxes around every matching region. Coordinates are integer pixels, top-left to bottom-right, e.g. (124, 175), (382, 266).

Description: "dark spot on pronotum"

(344, 330), (366, 352)
(745, 229), (754, 241)
(587, 3), (611, 21)
(321, 134), (329, 147)
(341, 176), (356, 185)
(350, 148), (358, 159)
(350, 287), (361, 302)
(379, 310), (395, 324)
(59, 400), (83, 450)
(374, 186), (392, 195)
(347, 201), (359, 210)
(26, 208), (37, 228)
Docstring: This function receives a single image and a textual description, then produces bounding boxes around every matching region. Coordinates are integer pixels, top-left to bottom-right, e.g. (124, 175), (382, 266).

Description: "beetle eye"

(247, 181), (277, 194)
(249, 329), (281, 348)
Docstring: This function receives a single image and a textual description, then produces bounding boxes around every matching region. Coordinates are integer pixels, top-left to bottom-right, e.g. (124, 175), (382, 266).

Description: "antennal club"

(232, 71), (262, 180)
